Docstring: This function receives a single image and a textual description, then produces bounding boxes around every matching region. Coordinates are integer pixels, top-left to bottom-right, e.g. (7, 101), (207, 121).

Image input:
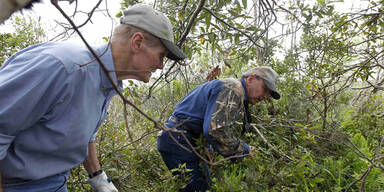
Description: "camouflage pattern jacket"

(169, 78), (250, 158)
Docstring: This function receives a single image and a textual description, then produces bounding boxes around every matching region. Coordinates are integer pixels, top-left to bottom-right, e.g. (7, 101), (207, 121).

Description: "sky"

(0, 0), (372, 86)
(0, 0), (122, 45)
(0, 0), (370, 45)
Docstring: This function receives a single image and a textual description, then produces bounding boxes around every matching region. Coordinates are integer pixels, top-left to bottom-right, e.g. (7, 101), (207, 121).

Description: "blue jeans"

(158, 130), (210, 192)
(159, 151), (210, 192)
(3, 171), (69, 192)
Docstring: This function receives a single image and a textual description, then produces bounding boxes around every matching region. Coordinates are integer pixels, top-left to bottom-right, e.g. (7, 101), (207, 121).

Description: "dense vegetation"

(1, 0), (383, 191)
(0, 16), (44, 65)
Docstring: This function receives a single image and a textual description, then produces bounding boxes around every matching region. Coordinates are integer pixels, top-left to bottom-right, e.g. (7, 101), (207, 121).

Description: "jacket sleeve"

(0, 53), (68, 160)
(204, 87), (249, 158)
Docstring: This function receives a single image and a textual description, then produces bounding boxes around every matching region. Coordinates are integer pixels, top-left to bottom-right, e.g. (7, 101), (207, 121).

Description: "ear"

(245, 74), (255, 85)
(130, 32), (145, 53)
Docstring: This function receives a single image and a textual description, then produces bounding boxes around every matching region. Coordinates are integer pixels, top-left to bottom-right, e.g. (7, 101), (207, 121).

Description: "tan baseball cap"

(243, 66), (281, 100)
(120, 4), (186, 61)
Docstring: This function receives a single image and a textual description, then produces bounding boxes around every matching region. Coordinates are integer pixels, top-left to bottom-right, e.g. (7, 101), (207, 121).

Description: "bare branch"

(76, 0), (103, 29)
(250, 123), (293, 161)
(51, 0), (162, 129)
(177, 0), (206, 47)
(203, 7), (263, 48)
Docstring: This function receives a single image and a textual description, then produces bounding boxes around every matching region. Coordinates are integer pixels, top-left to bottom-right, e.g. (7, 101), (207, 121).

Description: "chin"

(142, 75), (151, 83)
(137, 73), (151, 83)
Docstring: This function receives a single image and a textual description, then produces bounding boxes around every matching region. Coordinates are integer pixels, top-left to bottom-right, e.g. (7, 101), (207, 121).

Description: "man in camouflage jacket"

(157, 66), (281, 192)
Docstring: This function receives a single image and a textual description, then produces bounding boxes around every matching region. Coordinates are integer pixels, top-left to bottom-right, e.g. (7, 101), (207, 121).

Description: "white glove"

(87, 171), (118, 192)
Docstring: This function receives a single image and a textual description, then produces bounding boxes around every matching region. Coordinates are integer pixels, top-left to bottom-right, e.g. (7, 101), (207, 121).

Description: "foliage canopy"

(1, 0), (383, 191)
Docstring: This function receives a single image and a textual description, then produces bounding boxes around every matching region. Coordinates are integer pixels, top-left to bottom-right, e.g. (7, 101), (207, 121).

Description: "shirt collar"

(240, 78), (248, 102)
(95, 43), (123, 92)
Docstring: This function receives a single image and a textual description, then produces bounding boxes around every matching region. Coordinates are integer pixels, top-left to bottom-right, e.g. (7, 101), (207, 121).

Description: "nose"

(157, 59), (164, 70)
(263, 93), (270, 100)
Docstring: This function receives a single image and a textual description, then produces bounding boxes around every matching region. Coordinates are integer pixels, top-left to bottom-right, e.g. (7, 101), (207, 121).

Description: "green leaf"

(242, 0), (247, 9)
(115, 11), (123, 18)
(200, 26), (205, 33)
(200, 35), (205, 44)
(326, 5), (334, 15)
(177, 11), (183, 21)
(234, 33), (240, 44)
(317, 0), (325, 5)
(216, 43), (223, 53)
(205, 13), (211, 32)
(312, 177), (325, 183)
(228, 9), (238, 17)
(235, 23), (245, 29)
(246, 26), (257, 31)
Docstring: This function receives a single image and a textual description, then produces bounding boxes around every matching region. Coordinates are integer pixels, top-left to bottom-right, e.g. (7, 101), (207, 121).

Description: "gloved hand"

(248, 145), (256, 159)
(87, 171), (118, 192)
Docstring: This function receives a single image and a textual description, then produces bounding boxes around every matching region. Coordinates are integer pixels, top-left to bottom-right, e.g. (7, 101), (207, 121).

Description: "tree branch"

(51, 0), (162, 129)
(250, 124), (293, 161)
(203, 7), (263, 48)
(177, 0), (206, 47)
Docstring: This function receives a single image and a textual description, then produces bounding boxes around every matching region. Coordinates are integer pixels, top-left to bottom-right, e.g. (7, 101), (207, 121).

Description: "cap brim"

(264, 80), (281, 100)
(159, 38), (187, 61)
(271, 91), (280, 100)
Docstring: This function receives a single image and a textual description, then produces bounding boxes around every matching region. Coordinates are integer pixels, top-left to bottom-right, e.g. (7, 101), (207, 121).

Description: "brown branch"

(51, 0), (223, 169)
(271, 0), (303, 24)
(116, 130), (159, 151)
(147, 0), (206, 98)
(71, 0), (78, 17)
(50, 0), (104, 41)
(250, 124), (293, 161)
(346, 34), (384, 49)
(177, 0), (206, 47)
(51, 0), (162, 129)
(203, 7), (263, 48)
(211, 153), (249, 166)
(179, 131), (211, 164)
(261, 0), (277, 28)
(176, 128), (253, 166)
(345, 163), (373, 192)
(123, 103), (143, 155)
(163, 120), (254, 166)
(359, 164), (374, 191)
(75, 0), (103, 29)
(345, 136), (384, 191)
(146, 61), (178, 99)
(375, 137), (384, 171)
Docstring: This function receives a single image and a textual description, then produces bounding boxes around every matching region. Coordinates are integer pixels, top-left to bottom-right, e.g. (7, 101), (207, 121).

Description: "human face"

(245, 75), (270, 105)
(131, 41), (168, 83)
(112, 32), (168, 82)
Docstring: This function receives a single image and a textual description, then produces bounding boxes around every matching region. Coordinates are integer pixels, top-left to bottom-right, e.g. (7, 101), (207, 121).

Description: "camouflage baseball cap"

(120, 4), (186, 61)
(243, 66), (281, 100)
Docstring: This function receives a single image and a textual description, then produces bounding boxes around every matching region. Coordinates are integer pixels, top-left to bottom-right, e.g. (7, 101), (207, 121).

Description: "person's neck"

(111, 43), (135, 80)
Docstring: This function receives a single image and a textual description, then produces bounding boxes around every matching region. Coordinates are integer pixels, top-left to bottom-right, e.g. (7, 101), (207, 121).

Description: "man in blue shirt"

(0, 4), (186, 192)
(157, 66), (280, 192)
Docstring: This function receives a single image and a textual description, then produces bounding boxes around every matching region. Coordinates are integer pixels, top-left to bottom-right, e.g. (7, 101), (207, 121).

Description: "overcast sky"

(0, 0), (122, 44)
(0, 0), (369, 45)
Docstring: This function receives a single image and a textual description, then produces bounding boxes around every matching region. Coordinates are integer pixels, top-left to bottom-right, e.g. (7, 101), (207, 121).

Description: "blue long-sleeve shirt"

(164, 78), (250, 158)
(0, 42), (122, 180)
